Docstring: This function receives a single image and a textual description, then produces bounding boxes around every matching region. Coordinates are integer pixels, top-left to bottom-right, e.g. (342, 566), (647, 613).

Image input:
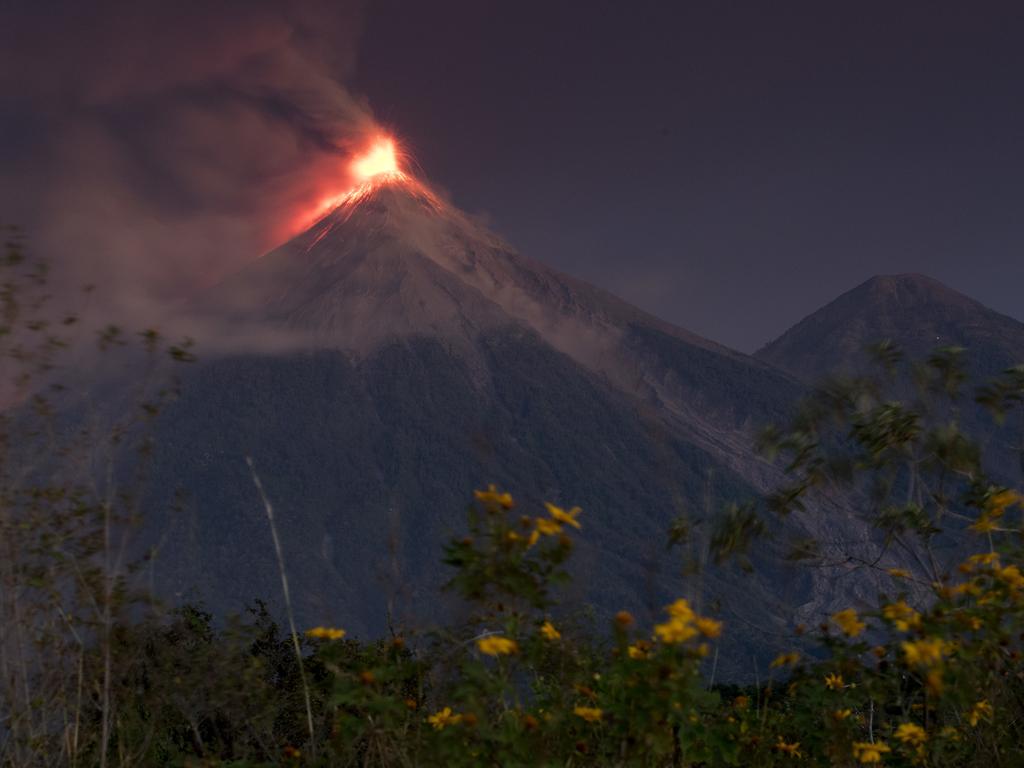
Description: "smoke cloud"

(0, 0), (375, 326)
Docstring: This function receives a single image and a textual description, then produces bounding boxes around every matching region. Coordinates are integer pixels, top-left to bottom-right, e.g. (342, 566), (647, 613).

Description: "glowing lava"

(351, 138), (405, 182)
(288, 132), (445, 239)
(295, 135), (412, 230)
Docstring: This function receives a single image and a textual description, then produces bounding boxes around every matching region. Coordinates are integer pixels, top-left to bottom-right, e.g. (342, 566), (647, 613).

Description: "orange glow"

(287, 132), (444, 236)
(351, 137), (405, 181)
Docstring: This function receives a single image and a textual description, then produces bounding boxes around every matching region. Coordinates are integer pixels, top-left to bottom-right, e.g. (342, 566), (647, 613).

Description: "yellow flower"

(666, 598), (696, 622)
(573, 706), (603, 723)
(694, 616), (723, 638)
(539, 621), (561, 641)
(894, 722), (927, 746)
(474, 484), (514, 509)
(939, 726), (960, 741)
(852, 741), (891, 763)
(477, 636), (519, 656)
(653, 599), (701, 644)
(990, 489), (1021, 514)
(832, 708), (853, 721)
(627, 643), (649, 660)
(527, 529), (540, 548)
(832, 609), (866, 638)
(824, 673), (844, 690)
(950, 580), (982, 598)
(544, 502), (582, 529)
(654, 617), (698, 644)
(901, 637), (952, 668)
(969, 513), (1000, 533)
(882, 601), (922, 632)
(887, 568), (912, 579)
(770, 652), (801, 669)
(535, 517), (562, 536)
(305, 626), (346, 641)
(996, 564), (1024, 590)
(961, 552), (1000, 572)
(967, 699), (993, 727)
(775, 739), (802, 757)
(427, 706), (463, 730)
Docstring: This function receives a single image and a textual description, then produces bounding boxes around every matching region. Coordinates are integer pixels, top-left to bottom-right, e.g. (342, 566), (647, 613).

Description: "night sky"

(3, 1), (1022, 351)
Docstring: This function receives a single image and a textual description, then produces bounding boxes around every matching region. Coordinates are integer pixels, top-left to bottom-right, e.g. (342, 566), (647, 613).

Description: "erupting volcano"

(300, 134), (438, 230)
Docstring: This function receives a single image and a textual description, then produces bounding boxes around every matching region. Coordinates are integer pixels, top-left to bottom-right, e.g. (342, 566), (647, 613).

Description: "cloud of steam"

(0, 0), (374, 325)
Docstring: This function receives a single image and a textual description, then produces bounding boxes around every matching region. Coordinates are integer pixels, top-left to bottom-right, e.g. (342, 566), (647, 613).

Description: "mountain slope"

(121, 172), (856, 678)
(756, 273), (1024, 383)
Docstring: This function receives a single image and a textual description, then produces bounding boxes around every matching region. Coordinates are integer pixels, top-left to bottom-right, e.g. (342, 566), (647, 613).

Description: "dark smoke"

(0, 0), (374, 325)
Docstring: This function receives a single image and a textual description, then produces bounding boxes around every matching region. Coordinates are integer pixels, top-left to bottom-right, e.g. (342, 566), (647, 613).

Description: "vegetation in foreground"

(2, 232), (1024, 766)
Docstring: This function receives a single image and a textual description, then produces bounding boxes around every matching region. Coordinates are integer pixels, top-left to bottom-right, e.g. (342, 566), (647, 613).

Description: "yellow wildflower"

(882, 601), (922, 632)
(832, 708), (853, 721)
(969, 513), (1000, 533)
(573, 706), (603, 723)
(939, 726), (960, 741)
(535, 517), (562, 536)
(305, 626), (346, 641)
(824, 673), (844, 690)
(427, 706), (463, 730)
(996, 564), (1024, 590)
(887, 568), (912, 579)
(771, 652), (801, 669)
(539, 621), (561, 641)
(852, 741), (891, 764)
(477, 636), (519, 656)
(832, 609), (866, 638)
(967, 699), (993, 727)
(970, 489), (1020, 532)
(474, 484), (514, 509)
(666, 598), (696, 622)
(654, 617), (698, 644)
(544, 502), (582, 529)
(901, 637), (952, 668)
(990, 489), (1021, 514)
(694, 616), (723, 638)
(653, 599), (700, 644)
(527, 529), (540, 548)
(950, 580), (982, 598)
(961, 552), (1000, 572)
(775, 739), (802, 757)
(894, 722), (927, 746)
(627, 643), (648, 660)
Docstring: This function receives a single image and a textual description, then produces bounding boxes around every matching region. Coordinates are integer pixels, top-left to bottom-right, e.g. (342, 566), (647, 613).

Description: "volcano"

(138, 160), (860, 678)
(757, 273), (1024, 384)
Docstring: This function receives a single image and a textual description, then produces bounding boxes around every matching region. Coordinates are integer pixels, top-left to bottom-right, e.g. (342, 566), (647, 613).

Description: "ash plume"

(0, 0), (374, 328)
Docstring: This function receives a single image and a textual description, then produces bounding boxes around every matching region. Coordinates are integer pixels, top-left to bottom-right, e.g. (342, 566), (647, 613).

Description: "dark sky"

(2, 1), (1022, 351)
(352, 1), (1024, 350)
